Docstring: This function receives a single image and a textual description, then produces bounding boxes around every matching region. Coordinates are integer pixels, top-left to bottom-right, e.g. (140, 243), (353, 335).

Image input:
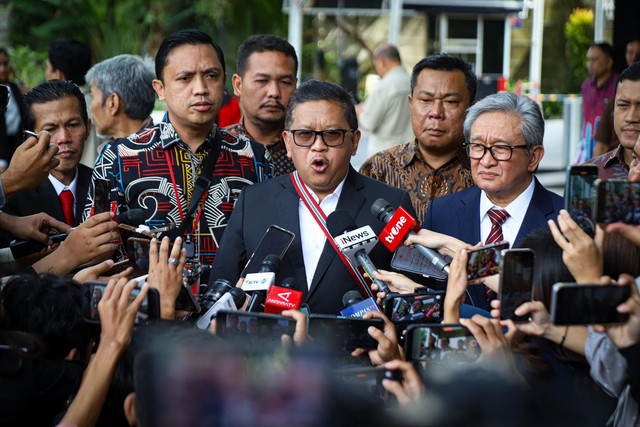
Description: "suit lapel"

(36, 180), (66, 224)
(514, 177), (555, 246)
(277, 177), (309, 297)
(459, 187), (482, 244)
(75, 165), (91, 225)
(308, 168), (365, 298)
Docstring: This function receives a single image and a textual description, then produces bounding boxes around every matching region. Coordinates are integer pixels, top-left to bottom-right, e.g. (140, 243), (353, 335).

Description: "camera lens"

(198, 279), (232, 311)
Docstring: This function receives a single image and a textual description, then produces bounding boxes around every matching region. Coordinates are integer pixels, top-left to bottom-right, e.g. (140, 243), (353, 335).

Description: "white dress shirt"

(479, 177), (536, 246)
(48, 169), (79, 213)
(298, 177), (346, 290)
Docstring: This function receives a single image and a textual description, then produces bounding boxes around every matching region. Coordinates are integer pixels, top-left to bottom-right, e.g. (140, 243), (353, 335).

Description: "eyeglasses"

(464, 143), (528, 161)
(287, 128), (354, 147)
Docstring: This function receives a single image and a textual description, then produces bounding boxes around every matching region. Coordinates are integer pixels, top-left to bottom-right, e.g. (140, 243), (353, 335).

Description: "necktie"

(485, 208), (510, 300)
(59, 190), (75, 226)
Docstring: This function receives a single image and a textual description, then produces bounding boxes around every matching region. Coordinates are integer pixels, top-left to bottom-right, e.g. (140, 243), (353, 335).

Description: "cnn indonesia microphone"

(326, 210), (391, 295)
(264, 277), (303, 314)
(371, 198), (450, 275)
(242, 254), (281, 312)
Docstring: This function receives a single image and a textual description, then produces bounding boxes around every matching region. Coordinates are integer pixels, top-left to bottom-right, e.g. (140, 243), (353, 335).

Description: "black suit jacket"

(211, 167), (416, 315)
(423, 177), (564, 310)
(3, 164), (93, 227)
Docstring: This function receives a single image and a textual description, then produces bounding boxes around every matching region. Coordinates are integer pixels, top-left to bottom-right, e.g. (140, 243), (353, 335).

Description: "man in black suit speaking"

(3, 80), (93, 228)
(211, 80), (415, 314)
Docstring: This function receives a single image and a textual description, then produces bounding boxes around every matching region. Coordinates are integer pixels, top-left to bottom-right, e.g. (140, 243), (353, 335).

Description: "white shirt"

(298, 177), (346, 290)
(48, 169), (79, 213)
(479, 177), (536, 246)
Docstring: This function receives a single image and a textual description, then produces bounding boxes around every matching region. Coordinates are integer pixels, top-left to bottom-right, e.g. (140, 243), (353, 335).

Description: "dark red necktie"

(485, 208), (510, 300)
(59, 190), (75, 226)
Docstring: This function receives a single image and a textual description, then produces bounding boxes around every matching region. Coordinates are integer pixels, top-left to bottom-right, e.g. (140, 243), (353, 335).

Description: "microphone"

(264, 276), (303, 314)
(326, 210), (390, 295)
(371, 198), (450, 275)
(195, 283), (248, 330)
(339, 290), (380, 318)
(243, 254), (281, 312)
(117, 208), (146, 227)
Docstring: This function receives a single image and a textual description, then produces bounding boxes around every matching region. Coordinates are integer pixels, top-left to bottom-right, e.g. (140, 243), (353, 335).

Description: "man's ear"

(231, 74), (242, 98)
(124, 392), (137, 426)
(283, 130), (293, 160)
(527, 145), (545, 172)
(109, 93), (121, 116)
(152, 79), (165, 101)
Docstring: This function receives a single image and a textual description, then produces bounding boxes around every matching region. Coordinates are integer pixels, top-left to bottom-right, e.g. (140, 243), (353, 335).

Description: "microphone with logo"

(371, 198), (450, 275)
(264, 277), (303, 314)
(193, 279), (248, 329)
(242, 254), (281, 312)
(326, 210), (391, 295)
(340, 290), (380, 318)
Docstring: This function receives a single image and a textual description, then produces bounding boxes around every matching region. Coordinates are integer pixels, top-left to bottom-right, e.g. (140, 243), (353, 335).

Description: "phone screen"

(82, 281), (159, 324)
(405, 324), (480, 364)
(551, 283), (630, 325)
(93, 178), (111, 215)
(216, 310), (295, 340)
(308, 315), (384, 351)
(594, 180), (640, 225)
(241, 225), (295, 277)
(384, 292), (443, 323)
(125, 238), (153, 271)
(466, 241), (509, 280)
(499, 249), (535, 322)
(390, 245), (451, 280)
(565, 165), (598, 235)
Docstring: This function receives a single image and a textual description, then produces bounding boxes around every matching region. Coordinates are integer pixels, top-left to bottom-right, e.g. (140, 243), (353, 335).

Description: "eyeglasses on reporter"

(464, 142), (528, 161)
(286, 128), (356, 147)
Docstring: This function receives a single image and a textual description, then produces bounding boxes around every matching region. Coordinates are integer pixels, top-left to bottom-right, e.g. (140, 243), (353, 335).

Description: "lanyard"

(290, 171), (374, 299)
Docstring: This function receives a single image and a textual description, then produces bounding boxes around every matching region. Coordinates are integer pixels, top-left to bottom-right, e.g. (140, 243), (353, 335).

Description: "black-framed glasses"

(464, 143), (527, 161)
(287, 128), (354, 147)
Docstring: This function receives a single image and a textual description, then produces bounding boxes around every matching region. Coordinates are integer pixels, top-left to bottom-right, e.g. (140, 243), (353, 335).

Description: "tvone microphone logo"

(384, 215), (407, 243)
(278, 291), (291, 303)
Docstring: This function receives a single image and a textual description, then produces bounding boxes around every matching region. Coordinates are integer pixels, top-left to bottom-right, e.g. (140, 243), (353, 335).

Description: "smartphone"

(175, 284), (201, 314)
(565, 164), (598, 235)
(334, 366), (403, 383)
(308, 314), (385, 351)
(404, 324), (480, 364)
(593, 179), (640, 225)
(241, 225), (295, 277)
(215, 310), (296, 340)
(93, 178), (111, 215)
(125, 237), (161, 272)
(466, 241), (509, 280)
(81, 280), (160, 324)
(499, 249), (535, 322)
(383, 292), (444, 323)
(391, 245), (451, 280)
(550, 283), (630, 325)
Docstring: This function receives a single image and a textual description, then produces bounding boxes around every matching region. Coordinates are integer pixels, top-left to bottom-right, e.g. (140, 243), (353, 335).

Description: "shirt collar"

(239, 116), (284, 148)
(303, 174), (347, 205)
(48, 169), (78, 197)
(479, 176), (535, 224)
(159, 113), (217, 151)
(603, 145), (626, 168)
(399, 140), (468, 170)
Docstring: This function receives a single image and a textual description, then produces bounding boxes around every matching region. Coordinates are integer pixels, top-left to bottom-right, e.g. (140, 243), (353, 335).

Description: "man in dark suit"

(211, 80), (415, 315)
(2, 80), (93, 229)
(420, 92), (563, 310)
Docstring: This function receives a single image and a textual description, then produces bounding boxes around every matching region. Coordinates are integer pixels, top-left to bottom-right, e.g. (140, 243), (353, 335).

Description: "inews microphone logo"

(337, 229), (371, 245)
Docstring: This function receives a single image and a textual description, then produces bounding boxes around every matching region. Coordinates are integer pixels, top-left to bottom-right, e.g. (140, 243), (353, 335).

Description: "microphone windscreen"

(118, 208), (146, 226)
(370, 198), (394, 223)
(260, 254), (281, 275)
(280, 277), (296, 290)
(228, 287), (248, 308)
(325, 209), (357, 236)
(342, 290), (364, 308)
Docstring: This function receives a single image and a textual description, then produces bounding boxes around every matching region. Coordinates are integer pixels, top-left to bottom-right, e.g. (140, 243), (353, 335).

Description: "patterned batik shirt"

(360, 140), (475, 223)
(587, 145), (630, 180)
(83, 120), (272, 265)
(225, 118), (295, 176)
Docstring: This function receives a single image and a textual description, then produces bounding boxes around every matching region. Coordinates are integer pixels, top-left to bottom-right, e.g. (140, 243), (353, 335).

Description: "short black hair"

(155, 29), (225, 82)
(590, 42), (615, 60)
(1, 274), (98, 360)
(23, 79), (88, 132)
(619, 61), (640, 85)
(411, 53), (478, 102)
(284, 80), (357, 130)
(47, 39), (92, 86)
(237, 34), (298, 77)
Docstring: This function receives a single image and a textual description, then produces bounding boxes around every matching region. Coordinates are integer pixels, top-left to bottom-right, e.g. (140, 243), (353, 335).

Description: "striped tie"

(485, 208), (509, 300)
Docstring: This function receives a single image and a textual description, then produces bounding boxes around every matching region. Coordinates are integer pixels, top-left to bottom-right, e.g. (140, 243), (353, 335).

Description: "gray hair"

(85, 54), (156, 120)
(463, 92), (544, 152)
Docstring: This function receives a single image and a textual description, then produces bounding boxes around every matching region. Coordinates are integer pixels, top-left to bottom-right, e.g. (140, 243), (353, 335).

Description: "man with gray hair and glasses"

(406, 92), (563, 311)
(85, 54), (156, 145)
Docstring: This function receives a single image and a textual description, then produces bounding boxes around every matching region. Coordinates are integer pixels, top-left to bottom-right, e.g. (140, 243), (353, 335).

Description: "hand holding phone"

(551, 283), (630, 325)
(82, 280), (160, 325)
(499, 249), (535, 322)
(466, 241), (509, 280)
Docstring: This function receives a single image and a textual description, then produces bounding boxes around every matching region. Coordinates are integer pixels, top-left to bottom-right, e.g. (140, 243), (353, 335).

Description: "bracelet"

(559, 326), (569, 346)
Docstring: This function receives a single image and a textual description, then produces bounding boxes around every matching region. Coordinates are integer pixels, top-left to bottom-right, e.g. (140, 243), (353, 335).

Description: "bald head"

(372, 44), (402, 78)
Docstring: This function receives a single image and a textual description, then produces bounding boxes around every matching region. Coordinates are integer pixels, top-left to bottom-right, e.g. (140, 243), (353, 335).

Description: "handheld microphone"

(194, 287), (249, 330)
(339, 290), (380, 318)
(264, 276), (303, 314)
(118, 208), (146, 227)
(326, 210), (390, 295)
(371, 198), (450, 275)
(243, 254), (281, 312)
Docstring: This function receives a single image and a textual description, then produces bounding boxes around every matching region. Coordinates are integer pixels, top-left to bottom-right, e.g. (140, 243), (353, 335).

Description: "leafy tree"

(564, 8), (593, 92)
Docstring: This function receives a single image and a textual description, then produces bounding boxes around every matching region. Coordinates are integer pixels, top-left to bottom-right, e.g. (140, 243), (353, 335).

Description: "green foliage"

(564, 8), (593, 93)
(7, 45), (47, 88)
(541, 100), (563, 119)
